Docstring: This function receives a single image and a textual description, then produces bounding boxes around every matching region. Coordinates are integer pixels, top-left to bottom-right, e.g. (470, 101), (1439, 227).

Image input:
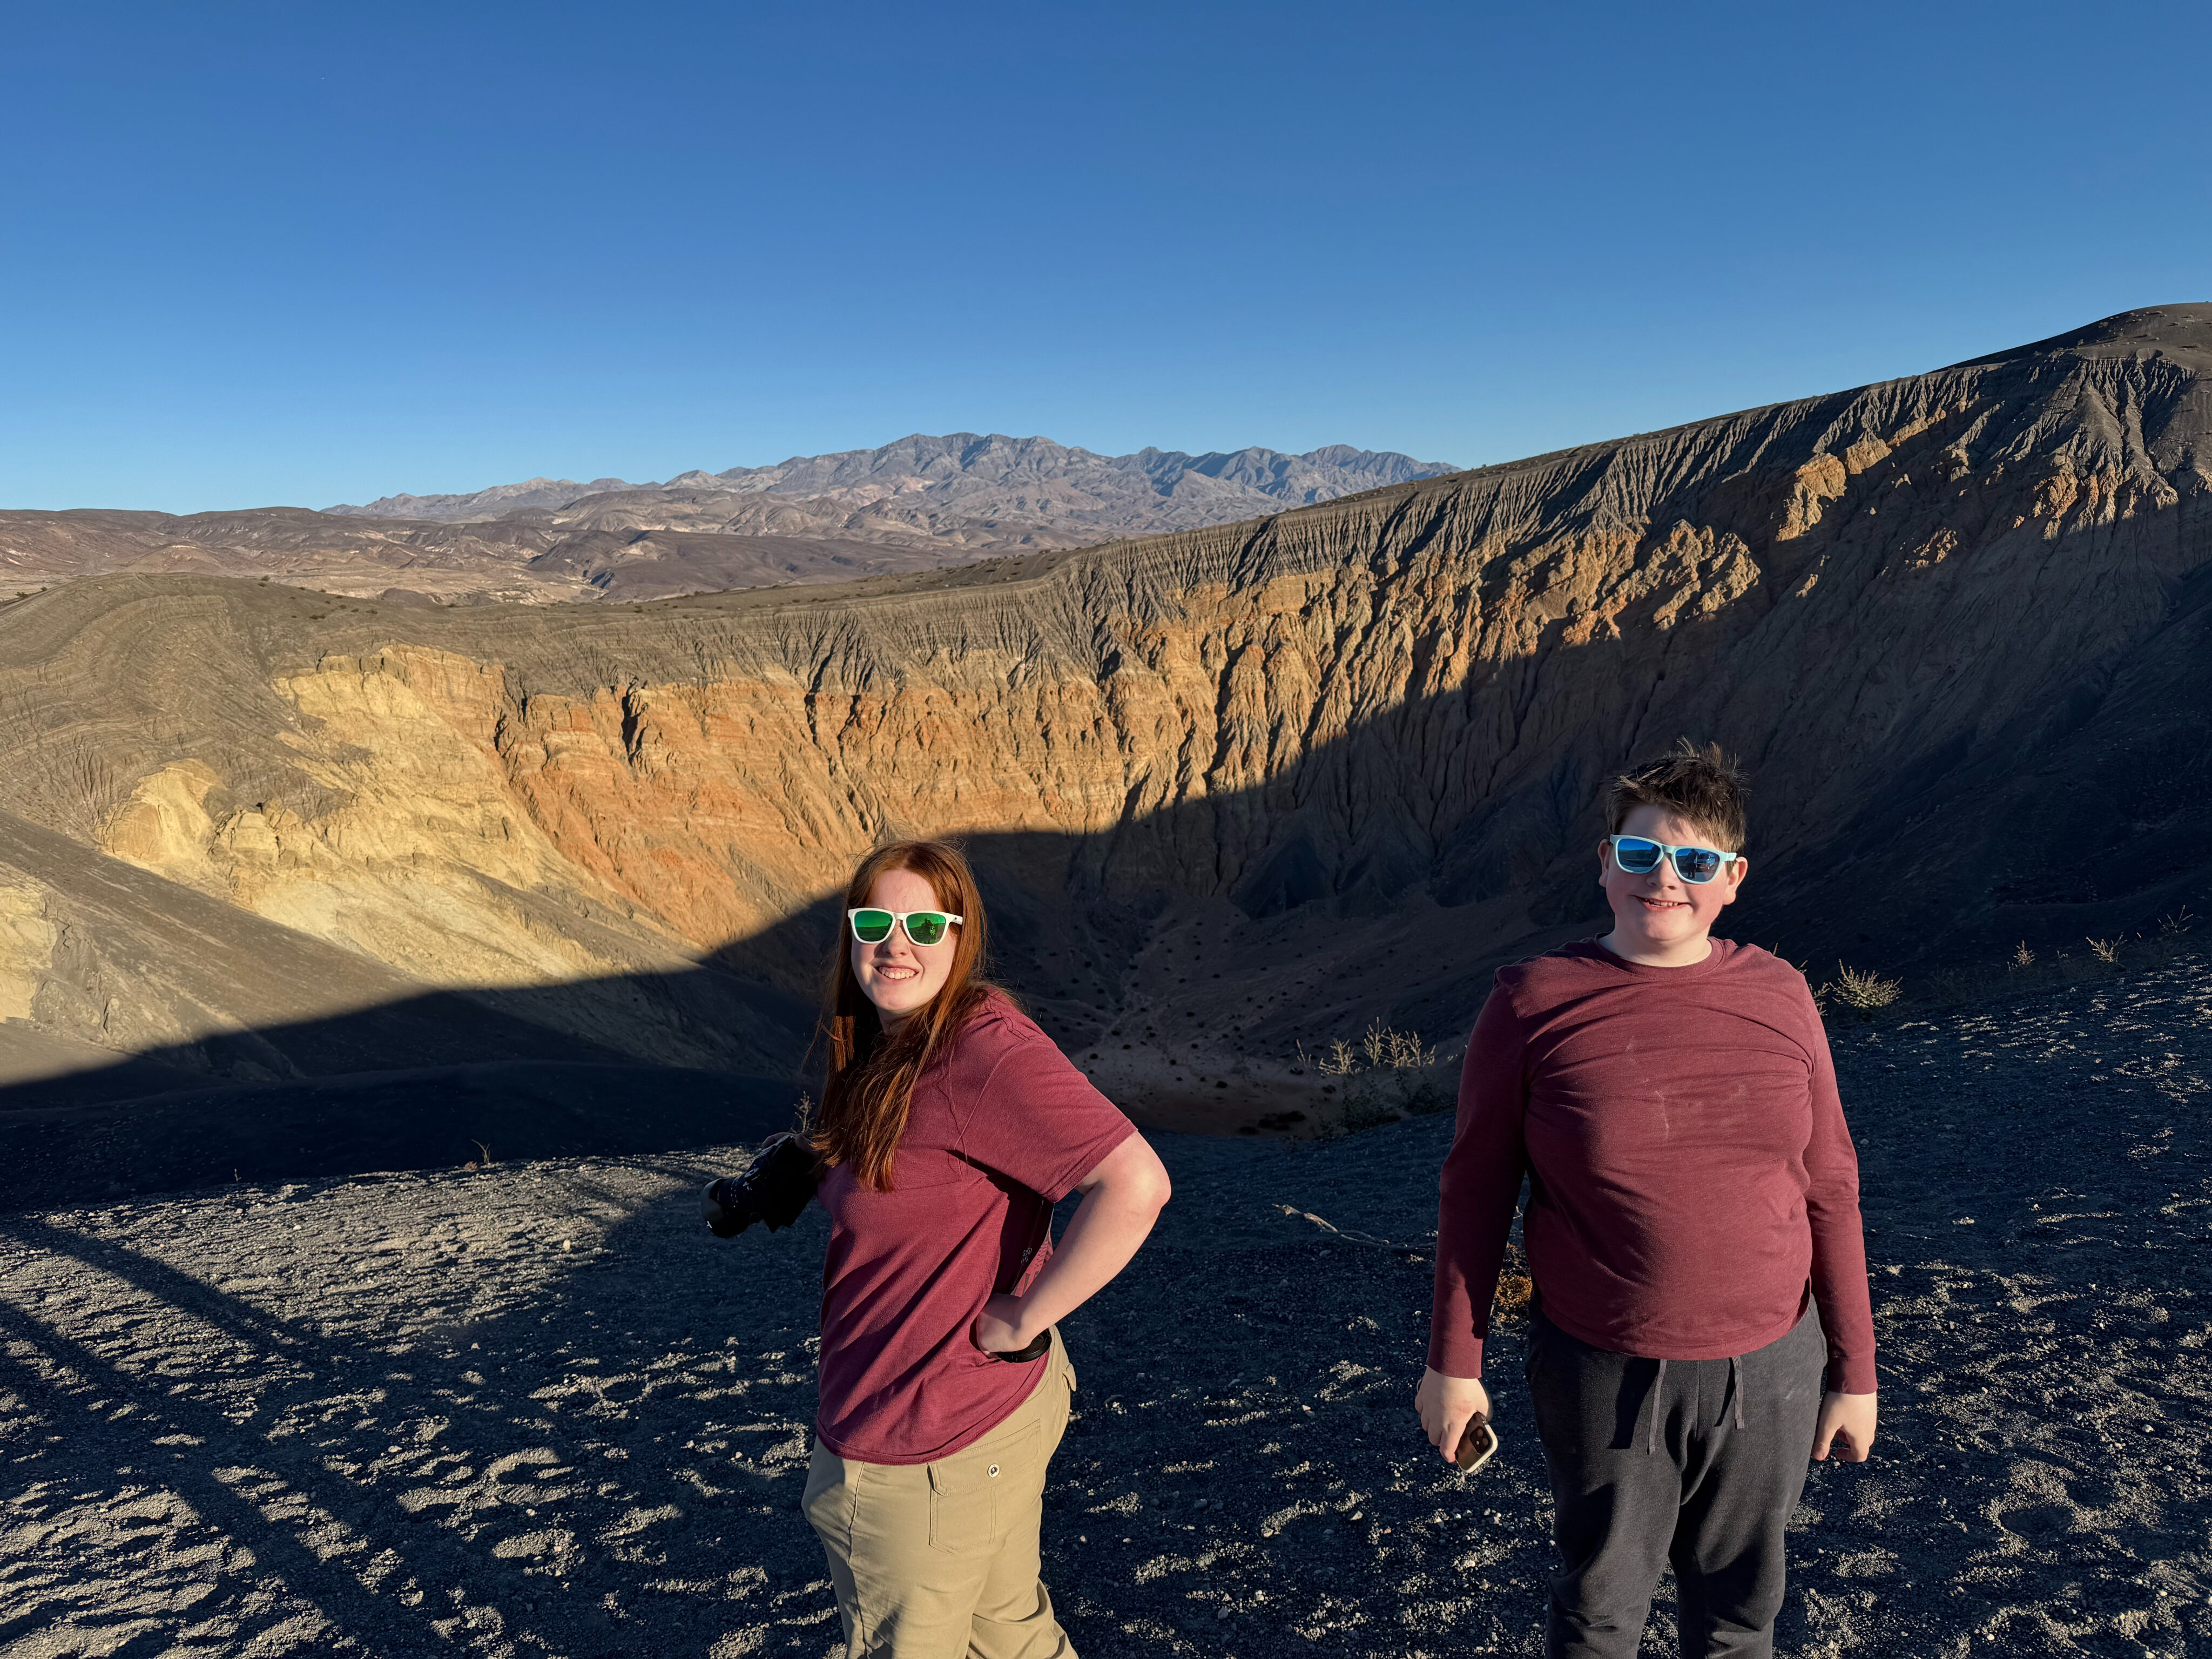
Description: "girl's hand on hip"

(974, 1293), (1030, 1354)
(1416, 1367), (1491, 1462)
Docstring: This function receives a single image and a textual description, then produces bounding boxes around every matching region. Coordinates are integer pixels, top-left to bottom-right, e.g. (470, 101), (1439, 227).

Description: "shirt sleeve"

(1427, 980), (1530, 1379)
(1802, 1000), (1878, 1393)
(960, 1030), (1137, 1203)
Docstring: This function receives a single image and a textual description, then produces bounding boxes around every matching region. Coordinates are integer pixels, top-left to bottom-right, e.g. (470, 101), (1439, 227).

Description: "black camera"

(702, 1132), (821, 1237)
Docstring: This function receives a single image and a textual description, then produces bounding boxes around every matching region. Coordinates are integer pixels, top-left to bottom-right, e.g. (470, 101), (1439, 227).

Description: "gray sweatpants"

(1523, 1303), (1827, 1659)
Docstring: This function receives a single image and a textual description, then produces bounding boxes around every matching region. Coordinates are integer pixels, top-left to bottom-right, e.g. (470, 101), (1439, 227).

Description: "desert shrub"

(1825, 964), (1902, 1010)
(1363, 1021), (1437, 1070)
(1338, 1086), (1399, 1135)
(1312, 1022), (1436, 1077)
(1492, 1241), (1534, 1320)
(1311, 1022), (1453, 1134)
(1400, 1073), (1453, 1115)
(2086, 936), (2121, 965)
(2160, 908), (2195, 937)
(2011, 941), (2036, 969)
(1317, 1038), (1359, 1077)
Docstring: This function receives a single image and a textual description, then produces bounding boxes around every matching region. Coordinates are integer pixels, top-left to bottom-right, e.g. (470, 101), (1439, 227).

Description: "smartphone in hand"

(1456, 1411), (1500, 1473)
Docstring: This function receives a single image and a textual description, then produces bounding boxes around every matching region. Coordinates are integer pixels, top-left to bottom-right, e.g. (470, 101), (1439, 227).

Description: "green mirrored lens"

(850, 909), (894, 943)
(905, 912), (950, 946)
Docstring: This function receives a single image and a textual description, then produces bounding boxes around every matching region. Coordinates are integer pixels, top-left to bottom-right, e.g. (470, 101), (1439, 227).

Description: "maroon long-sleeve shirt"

(1428, 939), (1877, 1394)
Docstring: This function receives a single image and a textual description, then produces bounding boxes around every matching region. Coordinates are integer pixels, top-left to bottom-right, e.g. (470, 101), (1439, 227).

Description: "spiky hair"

(1605, 739), (1749, 852)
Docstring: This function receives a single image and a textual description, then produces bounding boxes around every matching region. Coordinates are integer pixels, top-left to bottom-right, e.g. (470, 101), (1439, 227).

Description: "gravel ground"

(4, 957), (2211, 1657)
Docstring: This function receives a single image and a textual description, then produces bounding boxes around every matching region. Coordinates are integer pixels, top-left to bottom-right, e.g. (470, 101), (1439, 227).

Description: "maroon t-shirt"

(814, 992), (1136, 1464)
(1428, 939), (1877, 1394)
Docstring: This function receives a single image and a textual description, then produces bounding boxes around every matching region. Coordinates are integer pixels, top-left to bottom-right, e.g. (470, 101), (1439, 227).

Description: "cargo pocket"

(927, 1420), (1041, 1555)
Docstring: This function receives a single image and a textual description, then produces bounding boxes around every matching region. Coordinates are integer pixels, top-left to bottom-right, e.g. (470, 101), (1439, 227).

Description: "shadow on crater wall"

(7, 325), (2212, 1205)
(12, 518), (2212, 1211)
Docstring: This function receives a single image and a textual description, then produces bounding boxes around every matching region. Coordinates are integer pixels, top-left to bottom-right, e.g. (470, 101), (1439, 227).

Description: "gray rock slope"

(0, 807), (805, 1208)
(4, 953), (2208, 1655)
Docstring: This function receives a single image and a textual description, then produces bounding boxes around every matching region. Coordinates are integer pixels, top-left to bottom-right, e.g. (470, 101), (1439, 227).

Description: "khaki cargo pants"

(803, 1331), (1078, 1658)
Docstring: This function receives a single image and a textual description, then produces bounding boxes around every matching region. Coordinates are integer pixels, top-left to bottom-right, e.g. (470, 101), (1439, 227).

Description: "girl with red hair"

(799, 839), (1170, 1658)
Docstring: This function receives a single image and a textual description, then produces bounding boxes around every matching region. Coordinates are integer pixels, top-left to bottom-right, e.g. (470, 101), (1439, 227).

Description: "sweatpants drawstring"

(1649, 1354), (1744, 1453)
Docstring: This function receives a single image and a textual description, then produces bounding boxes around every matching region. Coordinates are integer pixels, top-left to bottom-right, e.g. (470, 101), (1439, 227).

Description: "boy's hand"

(1416, 1367), (1491, 1462)
(1812, 1391), (1878, 1461)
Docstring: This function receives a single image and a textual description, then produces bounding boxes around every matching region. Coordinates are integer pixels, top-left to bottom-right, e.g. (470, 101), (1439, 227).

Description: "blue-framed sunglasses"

(1606, 835), (1741, 885)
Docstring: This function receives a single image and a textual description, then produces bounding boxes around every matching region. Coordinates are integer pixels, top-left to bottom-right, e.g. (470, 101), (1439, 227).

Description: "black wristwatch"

(988, 1327), (1053, 1363)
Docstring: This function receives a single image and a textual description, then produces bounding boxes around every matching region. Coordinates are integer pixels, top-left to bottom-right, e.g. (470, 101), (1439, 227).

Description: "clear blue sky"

(3, 1), (2206, 512)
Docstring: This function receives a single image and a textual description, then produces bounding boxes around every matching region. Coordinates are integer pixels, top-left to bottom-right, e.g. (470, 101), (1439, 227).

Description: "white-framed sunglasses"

(846, 907), (964, 946)
(1606, 834), (1742, 885)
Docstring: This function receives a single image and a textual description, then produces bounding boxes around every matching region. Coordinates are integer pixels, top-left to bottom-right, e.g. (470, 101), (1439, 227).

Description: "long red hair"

(813, 839), (996, 1191)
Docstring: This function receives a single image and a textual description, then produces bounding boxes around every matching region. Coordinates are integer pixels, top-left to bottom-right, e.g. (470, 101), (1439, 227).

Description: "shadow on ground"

(0, 970), (814, 1210)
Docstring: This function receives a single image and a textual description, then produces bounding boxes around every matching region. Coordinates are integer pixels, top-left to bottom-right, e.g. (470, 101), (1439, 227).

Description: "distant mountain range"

(0, 435), (1458, 606)
(327, 434), (1461, 537)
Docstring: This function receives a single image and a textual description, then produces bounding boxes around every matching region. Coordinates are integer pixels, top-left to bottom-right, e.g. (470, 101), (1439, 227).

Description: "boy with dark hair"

(1417, 740), (1877, 1658)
